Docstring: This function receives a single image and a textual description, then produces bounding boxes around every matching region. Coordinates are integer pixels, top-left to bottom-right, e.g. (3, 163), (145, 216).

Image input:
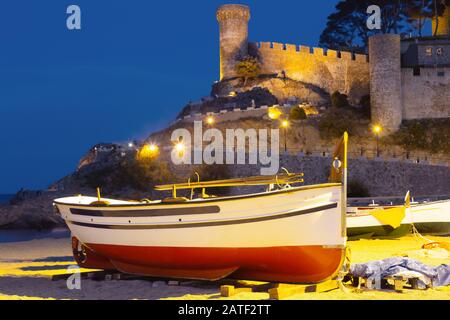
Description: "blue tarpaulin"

(350, 258), (450, 288)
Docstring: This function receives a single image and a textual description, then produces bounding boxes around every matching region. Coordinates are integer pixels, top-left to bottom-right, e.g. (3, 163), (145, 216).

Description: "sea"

(0, 228), (70, 243)
(0, 194), (13, 204)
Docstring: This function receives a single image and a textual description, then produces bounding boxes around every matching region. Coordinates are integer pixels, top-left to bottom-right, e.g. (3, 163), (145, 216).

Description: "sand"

(0, 234), (449, 300)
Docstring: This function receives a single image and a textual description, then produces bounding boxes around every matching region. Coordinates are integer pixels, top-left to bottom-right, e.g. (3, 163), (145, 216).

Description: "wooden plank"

(220, 285), (252, 297)
(394, 276), (404, 293)
(269, 280), (340, 300)
(154, 173), (304, 191)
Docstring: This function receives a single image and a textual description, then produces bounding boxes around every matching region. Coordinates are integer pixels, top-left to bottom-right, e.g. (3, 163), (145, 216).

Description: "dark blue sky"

(0, 1), (336, 193)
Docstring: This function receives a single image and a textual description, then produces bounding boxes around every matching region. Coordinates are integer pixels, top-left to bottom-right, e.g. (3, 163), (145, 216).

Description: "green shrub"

(331, 91), (349, 109)
(121, 157), (173, 191)
(235, 56), (261, 85)
(289, 106), (307, 120)
(317, 108), (360, 139)
(387, 119), (450, 154)
(81, 157), (173, 193)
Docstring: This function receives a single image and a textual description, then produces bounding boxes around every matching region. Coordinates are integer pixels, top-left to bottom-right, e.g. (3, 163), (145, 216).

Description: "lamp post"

(281, 119), (289, 153)
(372, 125), (382, 157)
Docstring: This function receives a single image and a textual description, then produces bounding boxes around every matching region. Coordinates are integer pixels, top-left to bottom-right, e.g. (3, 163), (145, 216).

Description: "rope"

(409, 207), (434, 244)
(411, 223), (434, 243)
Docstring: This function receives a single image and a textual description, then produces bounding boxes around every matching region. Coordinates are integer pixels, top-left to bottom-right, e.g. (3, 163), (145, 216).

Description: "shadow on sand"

(0, 276), (219, 300)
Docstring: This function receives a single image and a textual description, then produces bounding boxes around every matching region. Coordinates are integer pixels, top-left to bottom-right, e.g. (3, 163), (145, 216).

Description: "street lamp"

(281, 119), (289, 153)
(175, 141), (185, 158)
(206, 116), (215, 126)
(145, 143), (159, 156)
(372, 125), (382, 157)
(148, 144), (158, 153)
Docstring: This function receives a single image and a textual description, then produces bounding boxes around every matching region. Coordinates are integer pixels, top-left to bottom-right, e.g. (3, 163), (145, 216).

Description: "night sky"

(0, 1), (336, 193)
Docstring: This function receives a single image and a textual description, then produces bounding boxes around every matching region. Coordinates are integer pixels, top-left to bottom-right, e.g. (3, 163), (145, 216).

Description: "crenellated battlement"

(216, 4), (450, 132)
(250, 41), (369, 63)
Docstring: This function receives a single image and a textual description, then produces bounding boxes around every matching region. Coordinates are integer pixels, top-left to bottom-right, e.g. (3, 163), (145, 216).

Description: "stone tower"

(432, 5), (450, 37)
(216, 4), (250, 80)
(369, 34), (402, 133)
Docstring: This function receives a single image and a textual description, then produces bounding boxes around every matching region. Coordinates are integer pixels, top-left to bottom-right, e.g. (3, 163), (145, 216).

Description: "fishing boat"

(409, 199), (450, 235)
(53, 133), (349, 284)
(346, 193), (412, 240)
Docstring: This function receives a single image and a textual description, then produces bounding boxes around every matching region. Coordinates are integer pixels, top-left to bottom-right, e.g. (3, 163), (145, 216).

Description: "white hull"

(408, 200), (450, 234)
(56, 184), (345, 249)
(346, 206), (412, 238)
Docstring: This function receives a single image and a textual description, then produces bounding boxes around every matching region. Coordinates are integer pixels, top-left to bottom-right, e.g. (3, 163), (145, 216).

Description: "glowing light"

(268, 106), (282, 120)
(372, 125), (382, 135)
(229, 91), (237, 97)
(175, 142), (185, 153)
(206, 116), (215, 125)
(138, 143), (159, 160)
(128, 142), (134, 148)
(281, 120), (289, 128)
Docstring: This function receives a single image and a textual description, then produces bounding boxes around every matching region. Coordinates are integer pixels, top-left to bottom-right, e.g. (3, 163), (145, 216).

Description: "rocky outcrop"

(0, 192), (65, 230)
(177, 87), (278, 119)
(212, 76), (331, 107)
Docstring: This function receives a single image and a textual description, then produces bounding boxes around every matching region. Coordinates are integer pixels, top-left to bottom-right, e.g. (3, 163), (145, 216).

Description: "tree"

(331, 91), (349, 108)
(289, 106), (307, 120)
(319, 0), (436, 52)
(405, 0), (450, 36)
(432, 0), (450, 36)
(235, 56), (261, 85)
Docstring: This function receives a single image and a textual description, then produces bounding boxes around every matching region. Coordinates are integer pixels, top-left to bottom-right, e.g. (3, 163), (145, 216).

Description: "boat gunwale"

(65, 202), (339, 230)
(411, 199), (450, 207)
(54, 182), (341, 208)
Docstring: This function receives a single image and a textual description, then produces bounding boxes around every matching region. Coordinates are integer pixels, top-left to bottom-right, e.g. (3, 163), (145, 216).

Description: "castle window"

(436, 48), (443, 56)
(425, 47), (433, 56)
(437, 71), (445, 77)
(413, 66), (421, 76)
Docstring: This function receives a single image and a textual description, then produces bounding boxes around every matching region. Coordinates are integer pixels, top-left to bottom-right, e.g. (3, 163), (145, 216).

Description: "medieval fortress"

(212, 4), (450, 133)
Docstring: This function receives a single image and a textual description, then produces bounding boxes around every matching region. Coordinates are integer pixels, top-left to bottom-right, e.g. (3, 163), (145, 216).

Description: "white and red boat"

(346, 193), (412, 240)
(409, 199), (450, 235)
(53, 134), (349, 284)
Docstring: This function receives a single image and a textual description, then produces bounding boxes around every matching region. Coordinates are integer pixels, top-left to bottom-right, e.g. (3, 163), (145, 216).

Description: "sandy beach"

(0, 232), (449, 300)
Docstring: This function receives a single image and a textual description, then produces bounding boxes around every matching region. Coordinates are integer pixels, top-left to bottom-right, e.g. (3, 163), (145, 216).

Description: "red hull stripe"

(69, 202), (337, 230)
(81, 243), (344, 283)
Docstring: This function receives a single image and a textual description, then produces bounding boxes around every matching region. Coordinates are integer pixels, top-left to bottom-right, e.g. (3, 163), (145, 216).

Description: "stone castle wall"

(215, 4), (450, 132)
(402, 67), (450, 120)
(217, 4), (250, 80)
(248, 42), (370, 104)
(369, 34), (403, 132)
